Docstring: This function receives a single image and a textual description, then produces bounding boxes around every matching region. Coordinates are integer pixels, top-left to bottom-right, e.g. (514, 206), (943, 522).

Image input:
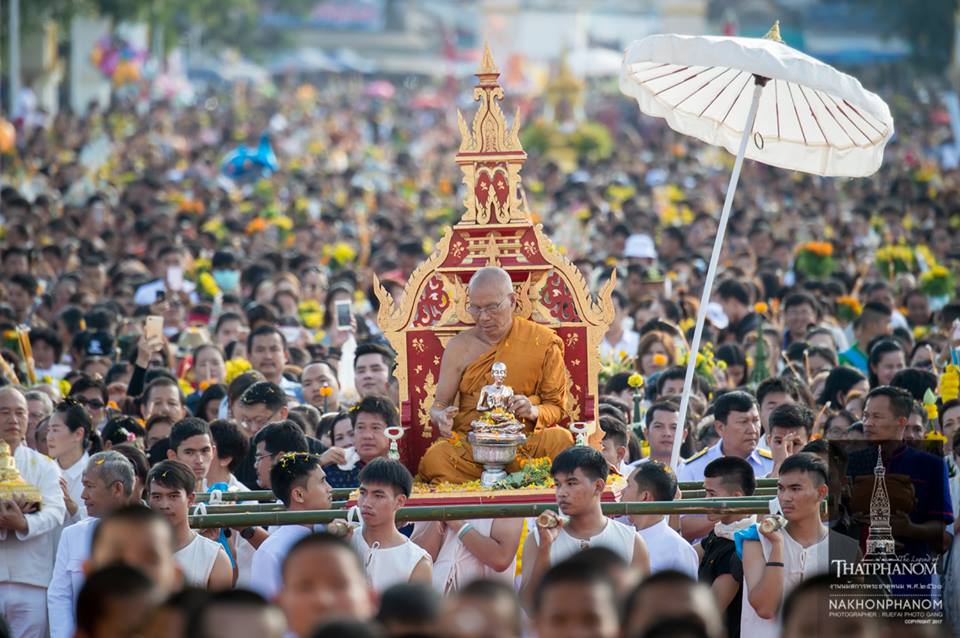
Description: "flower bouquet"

(599, 351), (636, 387)
(919, 265), (954, 297)
(678, 341), (719, 387)
(835, 296), (862, 324)
(794, 242), (836, 280)
(875, 245), (915, 278)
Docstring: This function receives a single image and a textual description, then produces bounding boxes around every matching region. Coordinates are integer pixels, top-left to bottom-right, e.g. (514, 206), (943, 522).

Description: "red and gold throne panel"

(374, 47), (615, 473)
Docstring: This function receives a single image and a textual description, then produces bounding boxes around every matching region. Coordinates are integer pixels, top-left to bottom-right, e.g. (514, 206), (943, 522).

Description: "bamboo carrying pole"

(194, 489), (781, 514)
(189, 497), (775, 529)
(193, 480), (781, 504)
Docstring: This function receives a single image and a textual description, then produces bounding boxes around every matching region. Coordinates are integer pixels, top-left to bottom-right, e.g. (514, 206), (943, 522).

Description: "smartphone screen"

(166, 266), (184, 292)
(335, 300), (352, 330)
(145, 315), (164, 340)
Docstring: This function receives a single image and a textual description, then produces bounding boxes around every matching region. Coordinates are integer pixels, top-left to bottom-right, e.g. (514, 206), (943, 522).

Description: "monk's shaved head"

(469, 267), (513, 296)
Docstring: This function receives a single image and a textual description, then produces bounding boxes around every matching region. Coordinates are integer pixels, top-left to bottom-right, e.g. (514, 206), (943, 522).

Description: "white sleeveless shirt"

(175, 533), (221, 587)
(351, 530), (430, 593)
(534, 518), (638, 566)
(433, 519), (516, 593)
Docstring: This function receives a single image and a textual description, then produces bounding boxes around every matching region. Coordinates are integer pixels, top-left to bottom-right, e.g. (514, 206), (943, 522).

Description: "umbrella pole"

(670, 77), (766, 469)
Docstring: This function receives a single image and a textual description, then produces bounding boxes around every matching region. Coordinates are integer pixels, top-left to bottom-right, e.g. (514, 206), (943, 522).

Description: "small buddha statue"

(0, 439), (41, 504)
(0, 440), (20, 482)
(472, 362), (523, 437)
(476, 362), (514, 415)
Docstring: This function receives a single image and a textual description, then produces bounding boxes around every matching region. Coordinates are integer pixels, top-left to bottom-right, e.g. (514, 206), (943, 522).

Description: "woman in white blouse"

(46, 399), (101, 525)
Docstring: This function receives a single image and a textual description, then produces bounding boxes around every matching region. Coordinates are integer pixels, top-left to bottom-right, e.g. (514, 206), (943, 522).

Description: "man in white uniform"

(48, 451), (136, 638)
(250, 452), (332, 600)
(520, 446), (650, 611)
(622, 461), (699, 578)
(349, 458), (432, 593)
(0, 386), (66, 638)
(741, 453), (860, 638)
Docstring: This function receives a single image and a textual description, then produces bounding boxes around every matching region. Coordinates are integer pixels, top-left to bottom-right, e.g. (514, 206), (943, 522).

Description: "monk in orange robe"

(419, 267), (573, 484)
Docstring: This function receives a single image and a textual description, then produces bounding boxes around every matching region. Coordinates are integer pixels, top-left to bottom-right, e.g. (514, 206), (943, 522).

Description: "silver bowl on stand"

(468, 431), (526, 487)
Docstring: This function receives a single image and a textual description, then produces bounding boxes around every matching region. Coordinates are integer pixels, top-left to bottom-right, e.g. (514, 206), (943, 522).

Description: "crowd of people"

(0, 59), (958, 638)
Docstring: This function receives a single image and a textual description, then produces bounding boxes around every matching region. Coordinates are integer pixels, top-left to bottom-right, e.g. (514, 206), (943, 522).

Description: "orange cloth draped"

(418, 317), (573, 484)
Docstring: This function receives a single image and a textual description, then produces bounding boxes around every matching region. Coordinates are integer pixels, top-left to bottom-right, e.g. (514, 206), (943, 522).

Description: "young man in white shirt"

(147, 460), (233, 590)
(250, 452), (332, 600)
(48, 451), (136, 638)
(349, 458), (432, 593)
(622, 461), (699, 578)
(0, 386), (66, 638)
(741, 452), (860, 638)
(520, 446), (650, 611)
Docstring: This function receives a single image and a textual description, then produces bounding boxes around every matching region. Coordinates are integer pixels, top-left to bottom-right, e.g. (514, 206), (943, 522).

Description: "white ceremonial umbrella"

(619, 23), (894, 468)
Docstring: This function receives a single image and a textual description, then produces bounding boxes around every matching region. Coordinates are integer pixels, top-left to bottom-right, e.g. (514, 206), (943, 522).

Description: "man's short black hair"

(359, 457), (413, 497)
(209, 420), (249, 474)
(622, 569), (699, 623)
(253, 420), (308, 456)
(271, 452), (323, 506)
(147, 459), (197, 494)
(351, 394), (399, 428)
(629, 461), (677, 502)
(29, 327), (62, 360)
(282, 533), (365, 580)
(70, 374), (109, 403)
(353, 341), (396, 372)
(645, 400), (680, 429)
(781, 573), (833, 629)
(598, 416), (629, 449)
(782, 292), (820, 316)
(76, 565), (157, 635)
(550, 446), (609, 483)
(778, 452), (828, 486)
(864, 385), (915, 419)
(239, 381), (287, 411)
(376, 582), (442, 629)
(169, 417), (212, 453)
(142, 376), (184, 408)
(890, 368), (938, 403)
(92, 504), (174, 553)
(247, 324), (286, 352)
(656, 366), (708, 397)
(703, 456), (756, 495)
(715, 278), (751, 305)
(188, 589), (276, 638)
(768, 403), (814, 436)
(712, 390), (756, 424)
(755, 377), (799, 408)
(8, 272), (37, 296)
(532, 558), (617, 615)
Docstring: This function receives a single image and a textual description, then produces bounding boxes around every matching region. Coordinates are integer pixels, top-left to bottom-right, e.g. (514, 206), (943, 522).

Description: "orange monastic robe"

(418, 317), (574, 484)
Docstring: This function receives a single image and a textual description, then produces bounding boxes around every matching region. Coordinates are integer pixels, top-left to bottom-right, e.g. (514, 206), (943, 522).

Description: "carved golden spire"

(763, 20), (783, 43)
(454, 45), (527, 224)
(478, 42), (499, 75)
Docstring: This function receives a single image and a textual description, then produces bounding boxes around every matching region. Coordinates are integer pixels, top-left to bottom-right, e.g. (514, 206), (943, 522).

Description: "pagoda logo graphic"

(864, 445), (896, 560)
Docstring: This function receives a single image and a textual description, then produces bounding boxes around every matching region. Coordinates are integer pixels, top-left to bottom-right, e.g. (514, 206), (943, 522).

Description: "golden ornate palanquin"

(374, 47), (615, 472)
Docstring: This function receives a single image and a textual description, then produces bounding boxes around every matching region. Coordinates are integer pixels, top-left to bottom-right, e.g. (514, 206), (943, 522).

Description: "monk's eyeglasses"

(467, 297), (511, 317)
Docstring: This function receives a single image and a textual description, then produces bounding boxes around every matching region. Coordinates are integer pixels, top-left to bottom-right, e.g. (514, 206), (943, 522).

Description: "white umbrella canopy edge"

(620, 32), (895, 177)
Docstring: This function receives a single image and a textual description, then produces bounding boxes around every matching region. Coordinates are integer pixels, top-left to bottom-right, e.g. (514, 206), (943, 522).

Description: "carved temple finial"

(455, 44), (527, 224)
(478, 42), (499, 76)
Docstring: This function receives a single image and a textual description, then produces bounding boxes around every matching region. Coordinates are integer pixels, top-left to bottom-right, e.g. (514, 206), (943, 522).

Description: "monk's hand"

(507, 395), (538, 421)
(430, 405), (458, 438)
